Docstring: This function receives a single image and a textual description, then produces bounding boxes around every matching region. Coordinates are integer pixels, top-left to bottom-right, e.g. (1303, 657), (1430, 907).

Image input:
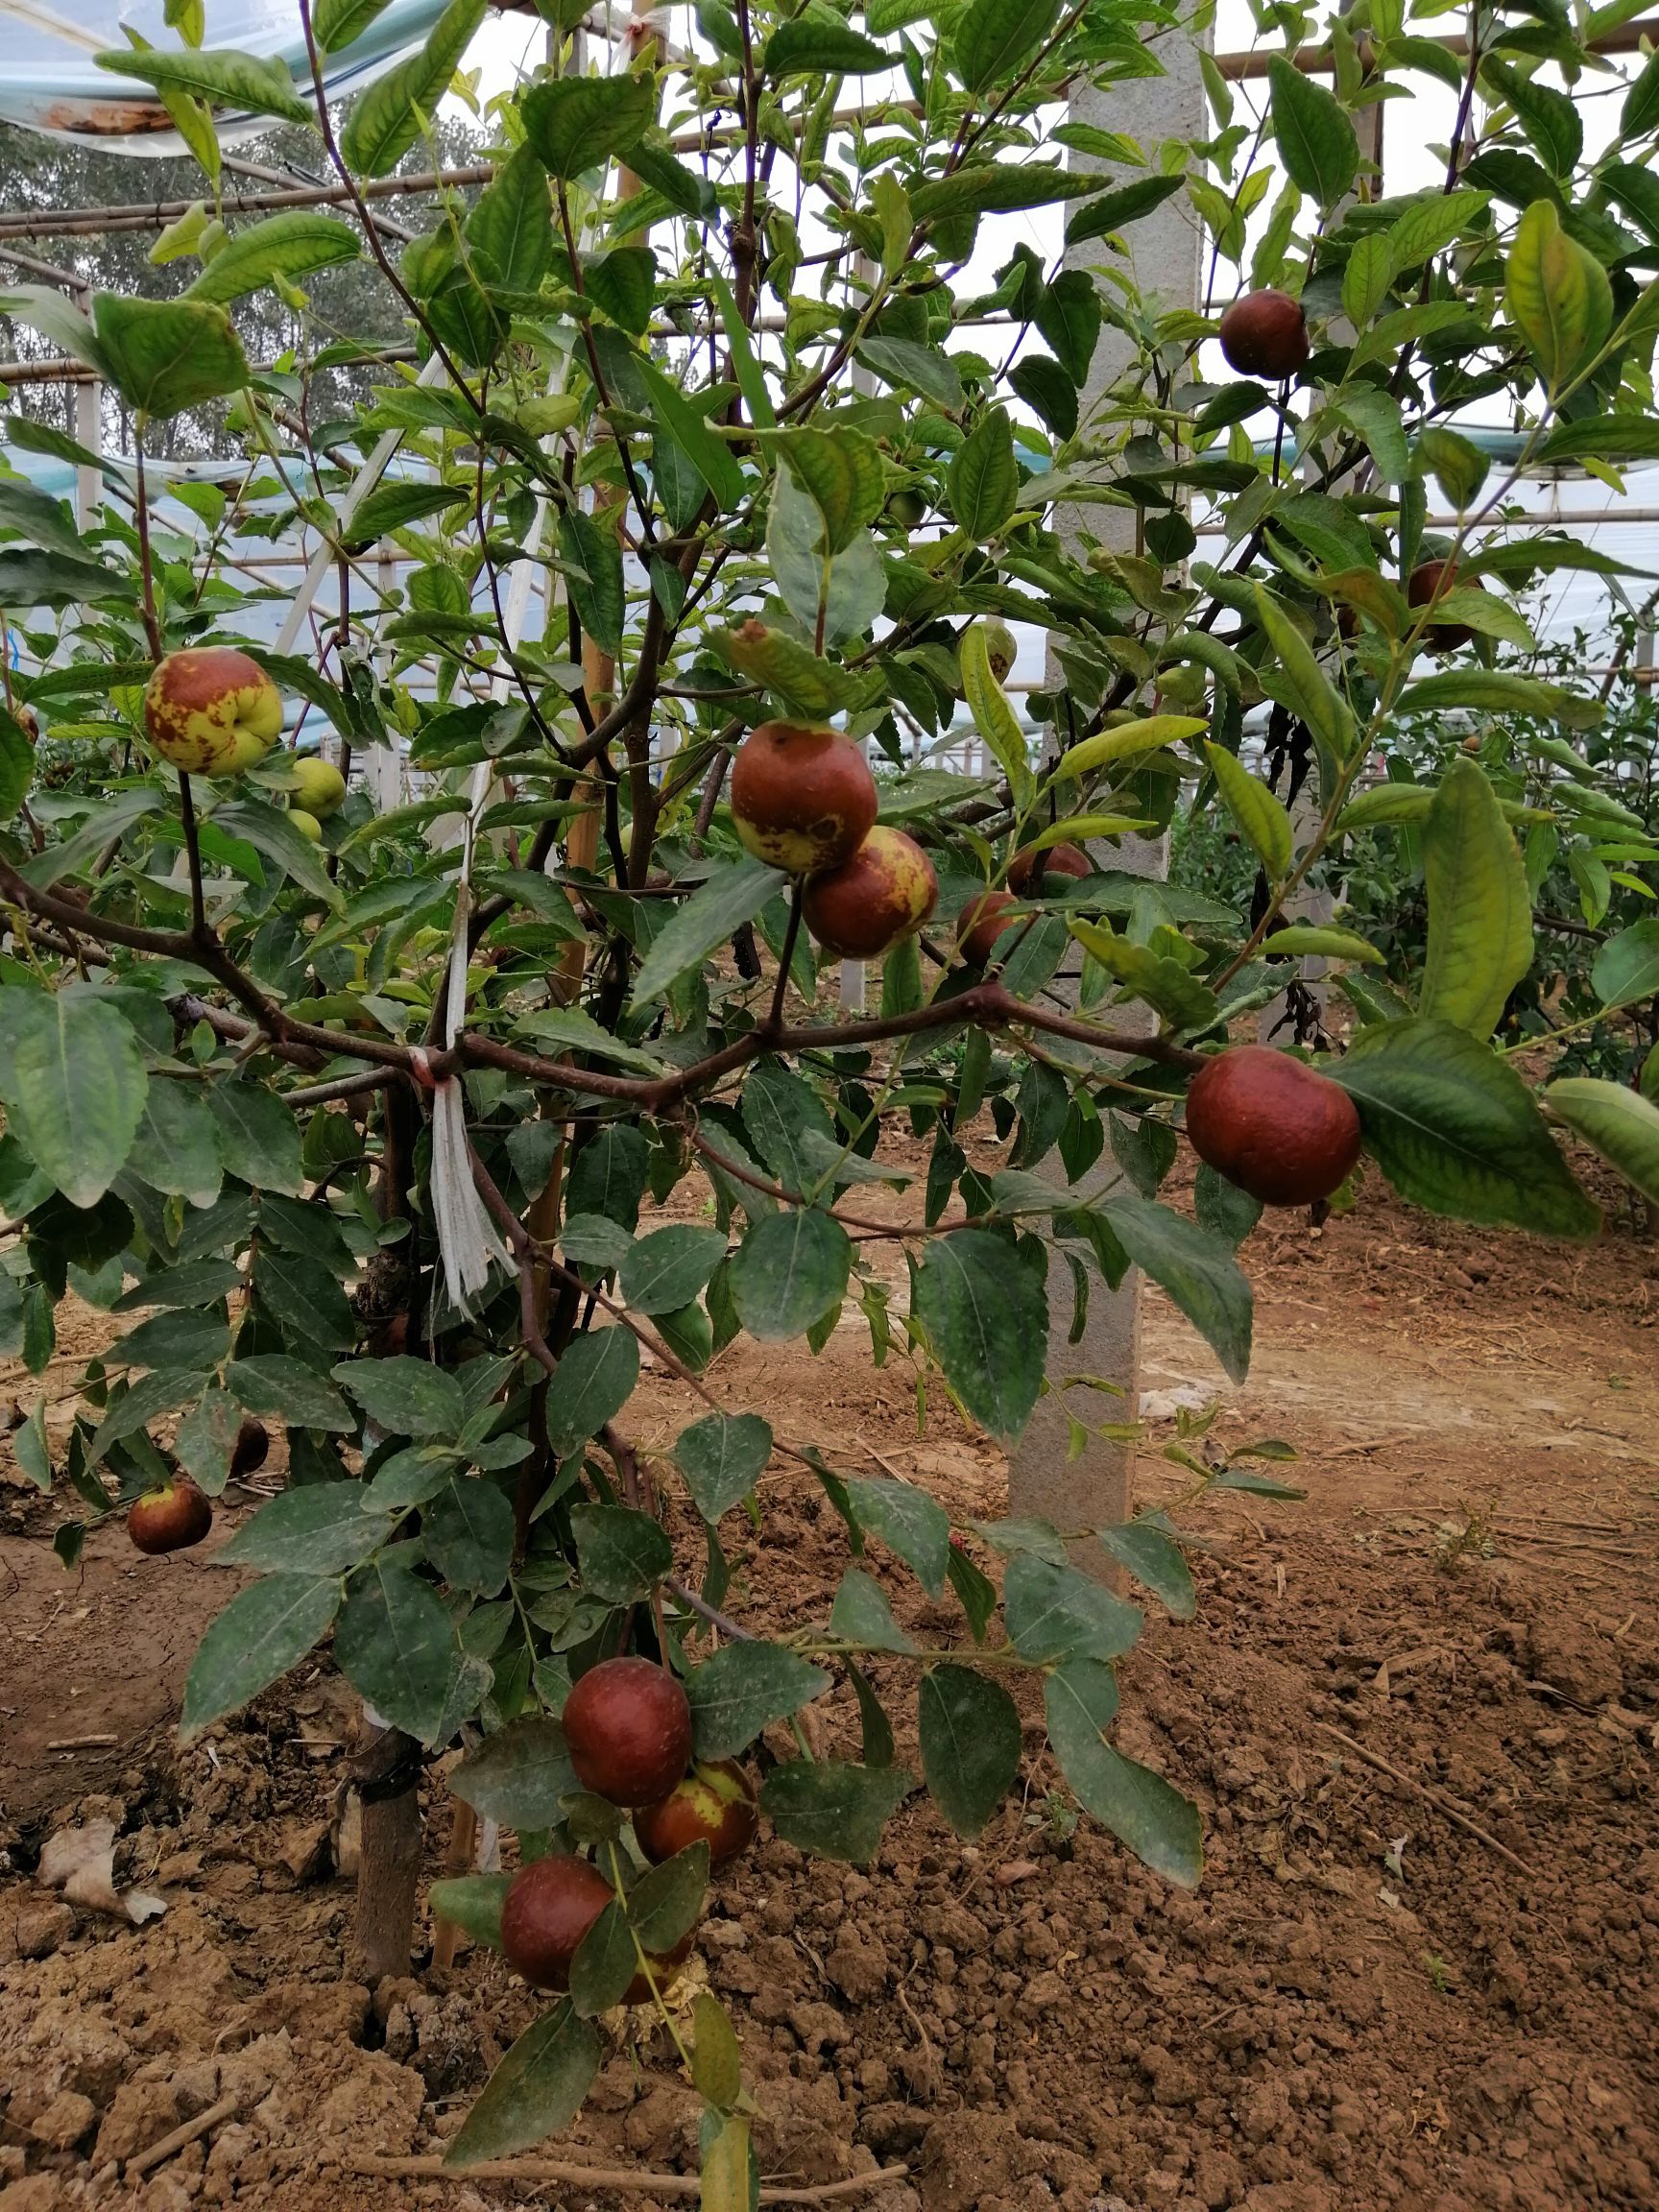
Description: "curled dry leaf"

(38, 1817), (168, 1925)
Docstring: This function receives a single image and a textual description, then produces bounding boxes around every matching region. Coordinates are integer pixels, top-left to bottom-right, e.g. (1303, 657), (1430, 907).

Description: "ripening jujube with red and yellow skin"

(1407, 559), (1474, 650)
(1006, 841), (1090, 896)
(500, 1854), (695, 2001)
(635, 1759), (758, 1867)
(562, 1655), (693, 1808)
(729, 720), (878, 875)
(1184, 1046), (1362, 1209)
(127, 1478), (212, 1556)
(956, 887), (1022, 968)
(802, 826), (938, 959)
(143, 646), (283, 778)
(1216, 289), (1310, 380)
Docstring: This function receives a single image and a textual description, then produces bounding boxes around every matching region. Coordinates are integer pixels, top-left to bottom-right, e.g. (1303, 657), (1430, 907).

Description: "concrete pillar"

(1009, 41), (1207, 1573)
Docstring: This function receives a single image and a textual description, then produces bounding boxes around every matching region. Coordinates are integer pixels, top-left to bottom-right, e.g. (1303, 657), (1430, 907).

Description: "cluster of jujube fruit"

(499, 1657), (757, 1999)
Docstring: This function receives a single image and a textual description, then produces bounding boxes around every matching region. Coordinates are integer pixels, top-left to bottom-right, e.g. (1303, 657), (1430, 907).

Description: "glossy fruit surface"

(289, 808), (324, 844)
(229, 1417), (269, 1479)
(729, 721), (878, 875)
(1185, 1045), (1362, 1208)
(128, 1478), (212, 1555)
(1407, 560), (1473, 649)
(563, 1656), (693, 1807)
(291, 757), (347, 818)
(1006, 841), (1090, 896)
(803, 827), (938, 959)
(957, 887), (1021, 968)
(500, 1854), (613, 1989)
(635, 1759), (758, 1867)
(1217, 289), (1310, 379)
(144, 647), (282, 777)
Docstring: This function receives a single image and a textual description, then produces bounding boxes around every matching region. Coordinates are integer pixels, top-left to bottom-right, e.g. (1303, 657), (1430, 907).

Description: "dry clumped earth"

(2, 1168), (1658, 2212)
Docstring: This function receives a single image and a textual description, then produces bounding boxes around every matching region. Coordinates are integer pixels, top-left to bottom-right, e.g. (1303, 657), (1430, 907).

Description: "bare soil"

(3, 1172), (1657, 2212)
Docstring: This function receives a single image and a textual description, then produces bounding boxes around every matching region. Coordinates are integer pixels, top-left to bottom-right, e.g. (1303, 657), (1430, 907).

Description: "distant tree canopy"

(0, 108), (487, 458)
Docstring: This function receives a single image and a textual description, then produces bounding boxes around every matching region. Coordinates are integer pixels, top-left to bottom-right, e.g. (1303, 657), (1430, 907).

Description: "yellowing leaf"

(959, 624), (1034, 809)
(1049, 714), (1207, 782)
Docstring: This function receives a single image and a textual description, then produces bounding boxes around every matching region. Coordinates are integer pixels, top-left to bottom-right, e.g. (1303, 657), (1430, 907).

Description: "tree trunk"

(349, 1720), (423, 1985)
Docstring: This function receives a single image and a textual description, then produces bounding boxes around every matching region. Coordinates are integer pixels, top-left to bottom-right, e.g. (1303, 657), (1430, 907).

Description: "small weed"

(1421, 1952), (1451, 1994)
(1025, 1789), (1078, 1844)
(1432, 1501), (1498, 1574)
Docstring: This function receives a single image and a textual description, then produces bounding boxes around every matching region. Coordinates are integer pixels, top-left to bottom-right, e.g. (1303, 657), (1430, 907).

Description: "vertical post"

(840, 254), (879, 1017)
(1009, 39), (1208, 1575)
(74, 290), (100, 531)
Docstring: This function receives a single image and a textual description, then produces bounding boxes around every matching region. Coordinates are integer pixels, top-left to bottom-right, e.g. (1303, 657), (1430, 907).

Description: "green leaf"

(1065, 172), (1189, 248)
(767, 425), (883, 552)
(570, 1502), (672, 1602)
(959, 623), (1034, 811)
(348, 480), (470, 541)
(0, 472), (88, 561)
(211, 798), (343, 910)
(1341, 233), (1394, 329)
(220, 1485), (391, 1577)
(127, 1078), (223, 1209)
(180, 1575), (340, 1741)
(1004, 1551), (1143, 1663)
(949, 408), (1019, 541)
(673, 1411), (772, 1522)
(444, 2002), (600, 2169)
(568, 1899), (637, 2016)
(1545, 1078), (1659, 1207)
(1334, 1019), (1599, 1238)
(1593, 917), (1659, 1008)
(760, 1759), (910, 1863)
(692, 1994), (744, 2112)
(1097, 1521), (1195, 1620)
(1484, 59), (1581, 181)
(467, 144), (551, 291)
(557, 508), (623, 659)
(1252, 586), (1357, 764)
(1259, 925), (1382, 965)
(842, 1476), (950, 1599)
(729, 1208), (851, 1341)
(542, 1327), (639, 1456)
(95, 43), (315, 125)
(765, 13), (891, 74)
(184, 212), (360, 304)
(316, 0), (393, 49)
(332, 1356), (465, 1439)
(955, 0), (1060, 94)
(1537, 415), (1659, 466)
(1203, 741), (1291, 880)
(340, 0), (489, 177)
(914, 1228), (1046, 1445)
(1045, 1658), (1201, 1887)
(686, 1641), (831, 1759)
(829, 1567), (918, 1652)
(1504, 197), (1613, 396)
(701, 2114), (758, 2212)
(628, 1840), (709, 1950)
(204, 1082), (303, 1194)
(1267, 52), (1358, 209)
(630, 854), (783, 1008)
(0, 987), (147, 1209)
(427, 1872), (513, 1952)
(1623, 46), (1659, 138)
(0, 548), (120, 613)
(1034, 270), (1100, 384)
(425, 1479), (516, 1596)
(619, 1224), (727, 1316)
(918, 1665), (1022, 1838)
(335, 1561), (455, 1742)
(1394, 668), (1601, 730)
(452, 1716), (578, 1825)
(1420, 757), (1532, 1039)
(1104, 1193), (1253, 1382)
(854, 337), (964, 409)
(93, 296), (247, 420)
(1417, 425), (1491, 511)
(227, 1356), (354, 1431)
(634, 350), (746, 512)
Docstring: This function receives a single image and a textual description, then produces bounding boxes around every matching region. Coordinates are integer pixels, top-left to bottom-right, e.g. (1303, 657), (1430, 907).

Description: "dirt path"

(2, 1183), (1656, 2212)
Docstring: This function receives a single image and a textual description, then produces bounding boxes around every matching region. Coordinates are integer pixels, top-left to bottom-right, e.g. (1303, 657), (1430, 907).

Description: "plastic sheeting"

(0, 0), (451, 151)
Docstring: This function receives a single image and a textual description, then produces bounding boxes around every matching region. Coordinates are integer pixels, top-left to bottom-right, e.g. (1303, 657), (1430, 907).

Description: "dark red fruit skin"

(563, 1656), (694, 1808)
(1185, 1045), (1362, 1208)
(1407, 559), (1472, 650)
(229, 1417), (269, 1479)
(1217, 289), (1310, 380)
(802, 827), (938, 959)
(729, 721), (878, 875)
(957, 888), (1020, 968)
(634, 1759), (759, 1868)
(500, 1854), (613, 1989)
(128, 1478), (212, 1555)
(1006, 841), (1090, 896)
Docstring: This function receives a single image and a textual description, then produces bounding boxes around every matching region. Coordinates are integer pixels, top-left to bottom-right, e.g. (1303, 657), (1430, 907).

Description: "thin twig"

(342, 2152), (911, 2201)
(126, 2095), (240, 2181)
(1315, 1722), (1535, 1875)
